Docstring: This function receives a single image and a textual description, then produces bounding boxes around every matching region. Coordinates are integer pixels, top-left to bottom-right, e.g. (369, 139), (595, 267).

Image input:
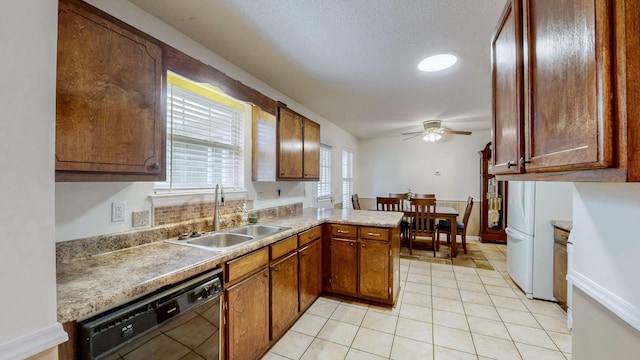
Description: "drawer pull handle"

(337, 230), (350, 234)
(308, 233), (315, 239)
(367, 232), (381, 237)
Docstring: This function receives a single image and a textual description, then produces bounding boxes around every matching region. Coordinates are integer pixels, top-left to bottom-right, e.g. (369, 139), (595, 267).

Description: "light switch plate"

(132, 210), (150, 227)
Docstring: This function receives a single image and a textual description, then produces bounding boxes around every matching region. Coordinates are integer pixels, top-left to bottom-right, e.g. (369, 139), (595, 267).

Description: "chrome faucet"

(213, 184), (225, 231)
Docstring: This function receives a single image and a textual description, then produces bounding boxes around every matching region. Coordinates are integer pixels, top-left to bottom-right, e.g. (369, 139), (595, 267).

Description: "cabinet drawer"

(271, 235), (298, 260)
(553, 228), (570, 245)
(330, 224), (358, 239)
(360, 227), (389, 241)
(299, 226), (322, 246)
(226, 247), (269, 284)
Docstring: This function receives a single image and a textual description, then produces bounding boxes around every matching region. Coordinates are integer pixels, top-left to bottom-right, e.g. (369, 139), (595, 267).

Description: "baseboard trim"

(0, 322), (68, 360)
(568, 269), (640, 332)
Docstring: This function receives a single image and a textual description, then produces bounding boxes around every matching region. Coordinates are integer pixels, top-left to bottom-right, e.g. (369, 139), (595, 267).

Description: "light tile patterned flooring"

(262, 240), (571, 360)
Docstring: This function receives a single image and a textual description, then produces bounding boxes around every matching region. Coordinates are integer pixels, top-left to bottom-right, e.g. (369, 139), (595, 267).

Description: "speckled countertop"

(550, 220), (573, 232)
(57, 208), (403, 323)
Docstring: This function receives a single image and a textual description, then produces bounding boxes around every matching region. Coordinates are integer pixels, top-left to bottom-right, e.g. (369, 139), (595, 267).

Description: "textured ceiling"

(129, 0), (506, 138)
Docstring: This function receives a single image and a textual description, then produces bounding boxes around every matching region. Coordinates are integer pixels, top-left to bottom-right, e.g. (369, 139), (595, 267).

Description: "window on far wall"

(317, 144), (332, 201)
(342, 149), (354, 209)
(155, 72), (245, 191)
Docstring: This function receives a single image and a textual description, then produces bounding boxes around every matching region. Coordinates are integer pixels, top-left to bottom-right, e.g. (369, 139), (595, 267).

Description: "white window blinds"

(317, 144), (332, 199)
(342, 149), (354, 209)
(156, 76), (244, 190)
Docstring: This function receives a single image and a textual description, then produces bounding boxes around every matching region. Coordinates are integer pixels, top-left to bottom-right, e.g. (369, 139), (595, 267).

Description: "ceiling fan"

(401, 120), (472, 142)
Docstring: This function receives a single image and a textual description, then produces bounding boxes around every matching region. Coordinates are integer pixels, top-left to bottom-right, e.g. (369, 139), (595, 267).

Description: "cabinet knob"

(152, 162), (160, 169)
(507, 161), (517, 168)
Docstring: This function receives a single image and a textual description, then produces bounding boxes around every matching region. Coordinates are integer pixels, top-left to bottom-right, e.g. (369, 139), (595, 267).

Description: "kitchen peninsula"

(56, 207), (403, 359)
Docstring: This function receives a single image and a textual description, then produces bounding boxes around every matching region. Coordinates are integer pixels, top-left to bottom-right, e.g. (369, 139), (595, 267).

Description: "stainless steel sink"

(186, 233), (254, 248)
(166, 225), (291, 252)
(228, 225), (289, 237)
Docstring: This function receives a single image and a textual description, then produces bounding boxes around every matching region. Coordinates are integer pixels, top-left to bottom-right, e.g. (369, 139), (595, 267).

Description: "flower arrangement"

(404, 188), (414, 200)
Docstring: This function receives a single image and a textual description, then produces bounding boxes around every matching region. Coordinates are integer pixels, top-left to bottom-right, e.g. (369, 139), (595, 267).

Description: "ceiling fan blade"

(441, 129), (472, 135)
(400, 131), (423, 135)
(402, 133), (424, 141)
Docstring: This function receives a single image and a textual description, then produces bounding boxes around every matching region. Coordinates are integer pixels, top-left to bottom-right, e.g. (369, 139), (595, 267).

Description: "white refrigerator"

(506, 181), (572, 300)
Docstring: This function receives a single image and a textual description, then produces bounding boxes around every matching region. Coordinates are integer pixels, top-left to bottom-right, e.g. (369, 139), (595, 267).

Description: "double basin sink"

(166, 224), (291, 252)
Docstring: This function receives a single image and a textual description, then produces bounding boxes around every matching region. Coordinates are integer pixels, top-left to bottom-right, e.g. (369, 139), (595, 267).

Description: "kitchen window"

(156, 72), (245, 191)
(342, 149), (354, 209)
(317, 144), (332, 200)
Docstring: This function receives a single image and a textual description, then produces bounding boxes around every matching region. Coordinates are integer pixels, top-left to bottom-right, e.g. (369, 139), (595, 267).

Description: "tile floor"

(262, 240), (571, 360)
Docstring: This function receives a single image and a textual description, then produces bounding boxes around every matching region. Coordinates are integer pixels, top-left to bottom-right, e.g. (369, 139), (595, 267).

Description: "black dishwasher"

(78, 267), (223, 360)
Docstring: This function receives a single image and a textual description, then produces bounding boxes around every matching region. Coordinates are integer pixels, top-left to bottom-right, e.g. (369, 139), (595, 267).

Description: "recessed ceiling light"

(418, 54), (458, 72)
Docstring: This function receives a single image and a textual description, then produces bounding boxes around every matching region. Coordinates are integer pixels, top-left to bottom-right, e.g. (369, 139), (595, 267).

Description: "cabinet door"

(299, 238), (322, 311)
(553, 239), (568, 310)
(523, 0), (614, 172)
(329, 238), (358, 295)
(56, 0), (164, 181)
(225, 269), (270, 360)
(277, 106), (303, 179)
(359, 240), (390, 300)
(270, 252), (299, 340)
(491, 0), (524, 174)
(303, 118), (320, 180)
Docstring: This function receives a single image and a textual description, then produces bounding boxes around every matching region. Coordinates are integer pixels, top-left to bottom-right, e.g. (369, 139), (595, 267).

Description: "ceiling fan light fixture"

(418, 54), (458, 72)
(423, 132), (442, 142)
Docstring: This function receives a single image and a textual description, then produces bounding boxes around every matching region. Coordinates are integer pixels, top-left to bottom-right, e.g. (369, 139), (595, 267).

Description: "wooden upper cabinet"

(253, 103), (321, 181)
(303, 118), (320, 179)
(56, 0), (165, 181)
(277, 106), (304, 179)
(491, 0), (524, 175)
(523, 0), (614, 172)
(491, 0), (640, 181)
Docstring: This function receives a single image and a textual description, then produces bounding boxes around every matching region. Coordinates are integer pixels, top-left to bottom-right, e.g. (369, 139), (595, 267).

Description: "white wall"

(358, 130), (491, 200)
(55, 0), (358, 242)
(0, 1), (66, 358)
(570, 183), (640, 332)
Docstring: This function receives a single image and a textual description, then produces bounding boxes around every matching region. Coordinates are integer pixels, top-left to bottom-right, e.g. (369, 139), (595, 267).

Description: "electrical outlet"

(132, 210), (150, 227)
(112, 202), (125, 222)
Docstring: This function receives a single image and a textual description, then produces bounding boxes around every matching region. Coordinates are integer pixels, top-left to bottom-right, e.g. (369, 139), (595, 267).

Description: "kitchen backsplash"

(56, 201), (303, 263)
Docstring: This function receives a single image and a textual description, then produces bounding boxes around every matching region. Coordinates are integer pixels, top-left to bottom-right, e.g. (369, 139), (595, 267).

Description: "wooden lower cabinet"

(270, 252), (299, 339)
(325, 224), (399, 304)
(299, 238), (322, 312)
(359, 239), (390, 299)
(225, 269), (270, 360)
(553, 227), (570, 311)
(329, 238), (358, 295)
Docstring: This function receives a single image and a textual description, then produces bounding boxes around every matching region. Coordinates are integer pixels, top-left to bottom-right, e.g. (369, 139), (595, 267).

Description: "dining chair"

(376, 196), (403, 211)
(351, 194), (361, 210)
(413, 193), (436, 199)
(376, 197), (409, 243)
(408, 197), (437, 256)
(435, 196), (473, 254)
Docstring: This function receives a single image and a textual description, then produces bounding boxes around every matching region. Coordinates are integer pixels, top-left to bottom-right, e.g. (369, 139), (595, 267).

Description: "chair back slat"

(410, 197), (436, 234)
(462, 196), (474, 226)
(376, 196), (402, 211)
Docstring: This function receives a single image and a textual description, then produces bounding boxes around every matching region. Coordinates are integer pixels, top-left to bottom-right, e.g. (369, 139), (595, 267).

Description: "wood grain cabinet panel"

(491, 0), (524, 175)
(491, 0), (640, 181)
(56, 0), (164, 181)
(329, 238), (358, 296)
(277, 106), (304, 179)
(302, 118), (320, 179)
(359, 239), (390, 300)
(270, 252), (299, 339)
(225, 269), (270, 360)
(299, 238), (322, 312)
(523, 0), (614, 172)
(553, 227), (570, 311)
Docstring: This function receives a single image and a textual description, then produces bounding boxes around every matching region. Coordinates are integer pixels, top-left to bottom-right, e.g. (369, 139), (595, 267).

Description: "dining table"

(370, 202), (461, 258)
